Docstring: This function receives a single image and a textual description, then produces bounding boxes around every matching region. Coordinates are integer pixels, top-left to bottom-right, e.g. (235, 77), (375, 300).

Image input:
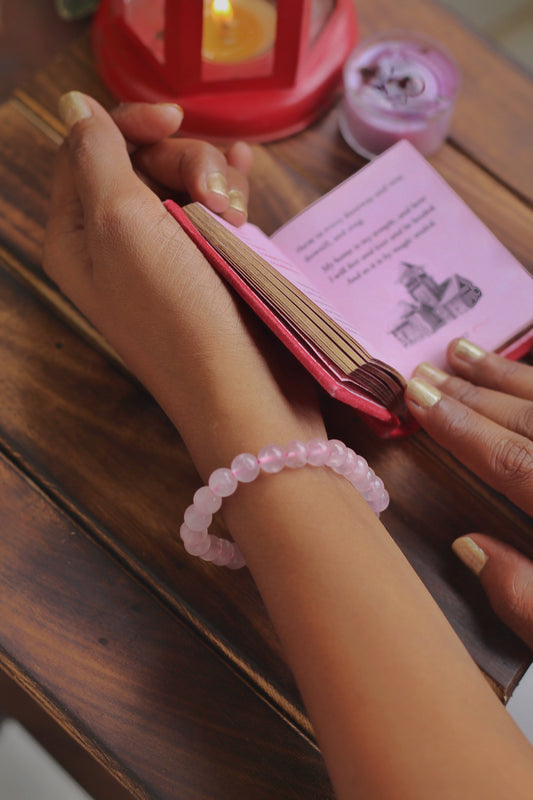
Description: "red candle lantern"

(92, 0), (358, 141)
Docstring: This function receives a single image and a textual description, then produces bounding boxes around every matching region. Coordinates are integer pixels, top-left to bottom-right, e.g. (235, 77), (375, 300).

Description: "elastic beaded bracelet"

(179, 437), (389, 569)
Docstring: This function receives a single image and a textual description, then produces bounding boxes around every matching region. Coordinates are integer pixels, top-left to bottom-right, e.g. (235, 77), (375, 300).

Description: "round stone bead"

(372, 490), (390, 513)
(183, 532), (212, 556)
(179, 523), (208, 547)
(184, 504), (212, 532)
(362, 477), (385, 502)
(325, 439), (348, 470)
(231, 452), (260, 483)
(209, 467), (239, 497)
(193, 485), (222, 514)
(306, 438), (331, 466)
(285, 439), (308, 468)
(209, 538), (235, 567)
(227, 547), (246, 569)
(258, 444), (286, 473)
(201, 535), (224, 563)
(337, 448), (359, 476)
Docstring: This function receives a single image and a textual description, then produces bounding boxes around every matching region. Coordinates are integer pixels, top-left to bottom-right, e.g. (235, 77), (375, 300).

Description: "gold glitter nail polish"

(405, 377), (442, 408)
(452, 536), (488, 575)
(454, 338), (486, 362)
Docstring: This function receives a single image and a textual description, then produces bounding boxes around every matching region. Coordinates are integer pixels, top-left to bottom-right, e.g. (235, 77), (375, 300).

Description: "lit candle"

(339, 32), (461, 159)
(202, 0), (277, 64)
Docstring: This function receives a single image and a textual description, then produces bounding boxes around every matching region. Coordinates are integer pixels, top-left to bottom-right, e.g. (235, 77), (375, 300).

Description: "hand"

(404, 337), (533, 647)
(43, 92), (325, 479)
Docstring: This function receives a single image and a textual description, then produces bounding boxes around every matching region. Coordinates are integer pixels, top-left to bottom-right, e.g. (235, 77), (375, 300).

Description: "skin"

(406, 345), (533, 648)
(44, 92), (533, 799)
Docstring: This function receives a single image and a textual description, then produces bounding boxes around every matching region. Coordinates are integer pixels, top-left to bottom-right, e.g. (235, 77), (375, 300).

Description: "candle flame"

(211, 0), (234, 24)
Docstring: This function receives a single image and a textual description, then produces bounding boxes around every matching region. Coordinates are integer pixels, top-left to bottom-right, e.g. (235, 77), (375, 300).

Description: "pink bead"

(337, 448), (358, 476)
(362, 476), (385, 502)
(180, 523), (208, 547)
(371, 490), (390, 513)
(325, 439), (348, 470)
(258, 444), (286, 473)
(231, 452), (260, 482)
(227, 546), (246, 569)
(201, 535), (224, 563)
(184, 533), (212, 556)
(184, 504), (212, 532)
(345, 455), (369, 484)
(209, 467), (238, 497)
(285, 439), (308, 468)
(209, 538), (235, 566)
(351, 467), (373, 492)
(193, 485), (222, 514)
(306, 438), (331, 466)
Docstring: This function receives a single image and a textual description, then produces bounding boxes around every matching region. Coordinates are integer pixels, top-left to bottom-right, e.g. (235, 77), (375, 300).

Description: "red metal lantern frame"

(92, 0), (358, 141)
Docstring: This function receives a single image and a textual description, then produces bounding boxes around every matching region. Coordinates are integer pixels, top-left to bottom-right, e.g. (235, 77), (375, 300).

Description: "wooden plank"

(0, 2), (531, 716)
(0, 452), (333, 800)
(0, 237), (529, 708)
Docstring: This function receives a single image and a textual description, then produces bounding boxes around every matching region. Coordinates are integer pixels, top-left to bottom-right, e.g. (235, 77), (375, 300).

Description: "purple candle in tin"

(339, 31), (461, 159)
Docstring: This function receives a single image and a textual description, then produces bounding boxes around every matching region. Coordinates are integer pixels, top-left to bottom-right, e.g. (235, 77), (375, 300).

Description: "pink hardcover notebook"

(165, 141), (533, 437)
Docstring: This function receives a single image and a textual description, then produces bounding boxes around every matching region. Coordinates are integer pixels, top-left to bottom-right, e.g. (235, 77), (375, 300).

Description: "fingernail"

(454, 338), (486, 363)
(413, 361), (448, 386)
(58, 91), (92, 130)
(452, 536), (488, 575)
(206, 172), (228, 198)
(405, 377), (442, 408)
(155, 102), (184, 124)
(228, 189), (247, 215)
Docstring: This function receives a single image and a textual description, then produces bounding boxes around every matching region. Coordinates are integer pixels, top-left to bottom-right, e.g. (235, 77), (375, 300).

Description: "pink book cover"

(164, 141), (533, 436)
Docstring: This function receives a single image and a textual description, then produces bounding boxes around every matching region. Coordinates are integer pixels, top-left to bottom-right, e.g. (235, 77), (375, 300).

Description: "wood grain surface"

(0, 2), (532, 797)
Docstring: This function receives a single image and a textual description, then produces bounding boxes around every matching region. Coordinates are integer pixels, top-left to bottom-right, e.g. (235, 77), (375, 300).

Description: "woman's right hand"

(405, 339), (533, 648)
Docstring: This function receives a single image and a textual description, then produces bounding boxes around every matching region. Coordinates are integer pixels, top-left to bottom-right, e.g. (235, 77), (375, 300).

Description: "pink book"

(165, 141), (533, 436)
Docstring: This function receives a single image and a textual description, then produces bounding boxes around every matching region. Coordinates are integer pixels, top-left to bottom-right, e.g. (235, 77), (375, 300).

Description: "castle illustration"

(390, 262), (482, 348)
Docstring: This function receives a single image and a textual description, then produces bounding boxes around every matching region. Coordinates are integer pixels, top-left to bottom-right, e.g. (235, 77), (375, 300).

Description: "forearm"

(220, 466), (533, 800)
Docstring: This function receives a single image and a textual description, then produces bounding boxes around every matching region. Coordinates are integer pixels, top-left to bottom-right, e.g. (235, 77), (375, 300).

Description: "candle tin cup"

(339, 31), (461, 159)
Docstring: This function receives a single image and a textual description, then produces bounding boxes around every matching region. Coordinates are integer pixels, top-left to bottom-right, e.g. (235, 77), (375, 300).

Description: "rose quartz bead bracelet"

(179, 438), (389, 569)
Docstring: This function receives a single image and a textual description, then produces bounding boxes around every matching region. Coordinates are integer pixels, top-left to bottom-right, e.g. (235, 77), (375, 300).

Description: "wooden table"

(1, 2), (532, 798)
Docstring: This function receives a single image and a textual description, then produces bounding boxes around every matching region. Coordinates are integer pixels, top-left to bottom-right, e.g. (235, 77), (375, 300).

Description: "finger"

(58, 91), (154, 213)
(404, 378), (533, 515)
(226, 140), (254, 176)
(110, 102), (184, 145)
(447, 338), (533, 402)
(43, 142), (92, 292)
(411, 362), (533, 439)
(221, 163), (249, 226)
(132, 138), (250, 223)
(133, 138), (231, 213)
(452, 534), (533, 650)
(223, 142), (253, 226)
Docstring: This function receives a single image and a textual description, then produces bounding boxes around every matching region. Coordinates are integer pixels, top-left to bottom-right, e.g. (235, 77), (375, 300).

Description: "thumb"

(58, 90), (146, 209)
(453, 534), (533, 650)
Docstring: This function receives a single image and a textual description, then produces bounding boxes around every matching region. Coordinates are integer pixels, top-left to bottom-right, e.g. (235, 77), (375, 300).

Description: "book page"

(271, 141), (533, 376)
(201, 207), (375, 350)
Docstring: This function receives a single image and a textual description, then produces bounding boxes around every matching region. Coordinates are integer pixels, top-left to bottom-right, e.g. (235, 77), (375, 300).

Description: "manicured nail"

(206, 172), (228, 198)
(405, 377), (442, 408)
(413, 361), (448, 386)
(452, 536), (488, 576)
(58, 91), (92, 130)
(155, 102), (184, 125)
(228, 188), (247, 215)
(454, 338), (486, 363)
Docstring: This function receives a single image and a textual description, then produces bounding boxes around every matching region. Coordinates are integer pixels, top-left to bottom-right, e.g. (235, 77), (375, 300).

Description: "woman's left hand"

(44, 92), (325, 480)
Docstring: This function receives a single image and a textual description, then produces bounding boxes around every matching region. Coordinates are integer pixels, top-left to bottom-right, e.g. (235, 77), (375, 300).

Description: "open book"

(165, 141), (533, 436)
